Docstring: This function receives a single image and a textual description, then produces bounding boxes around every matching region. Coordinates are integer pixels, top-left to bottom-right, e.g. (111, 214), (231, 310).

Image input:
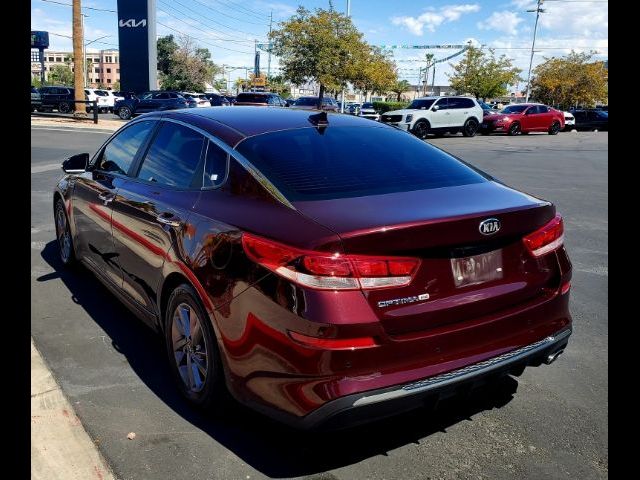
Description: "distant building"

(30, 49), (120, 88)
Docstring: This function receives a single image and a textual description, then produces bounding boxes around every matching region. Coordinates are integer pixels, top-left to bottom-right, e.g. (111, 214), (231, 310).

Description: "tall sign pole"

(340, 0), (351, 113)
(117, 0), (157, 93)
(525, 0), (544, 102)
(267, 11), (273, 80)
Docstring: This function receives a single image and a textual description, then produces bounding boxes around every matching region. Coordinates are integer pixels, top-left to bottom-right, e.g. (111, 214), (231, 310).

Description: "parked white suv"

(380, 96), (483, 138)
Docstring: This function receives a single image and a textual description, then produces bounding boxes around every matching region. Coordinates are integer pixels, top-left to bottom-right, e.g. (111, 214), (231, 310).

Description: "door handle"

(156, 213), (182, 228)
(98, 192), (116, 205)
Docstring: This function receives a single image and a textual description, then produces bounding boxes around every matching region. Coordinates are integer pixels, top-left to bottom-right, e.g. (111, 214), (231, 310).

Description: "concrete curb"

(31, 120), (120, 133)
(31, 339), (116, 480)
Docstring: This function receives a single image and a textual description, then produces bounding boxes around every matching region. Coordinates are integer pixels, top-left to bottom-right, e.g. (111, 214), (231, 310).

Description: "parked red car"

(480, 103), (565, 136)
(54, 108), (571, 429)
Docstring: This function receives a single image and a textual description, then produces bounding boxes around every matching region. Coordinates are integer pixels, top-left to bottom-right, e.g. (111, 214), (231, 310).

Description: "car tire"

(507, 122), (521, 136)
(164, 284), (227, 411)
(462, 118), (479, 137)
(118, 106), (132, 120)
(54, 198), (76, 267)
(58, 102), (72, 114)
(412, 120), (430, 139)
(548, 121), (561, 135)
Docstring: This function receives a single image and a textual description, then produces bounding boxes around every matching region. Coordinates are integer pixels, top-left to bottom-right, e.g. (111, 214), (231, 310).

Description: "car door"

(446, 97), (468, 127)
(520, 105), (539, 131)
(110, 120), (205, 315)
(536, 105), (553, 130)
(137, 92), (161, 113)
(587, 110), (604, 129)
(430, 98), (450, 128)
(71, 120), (157, 288)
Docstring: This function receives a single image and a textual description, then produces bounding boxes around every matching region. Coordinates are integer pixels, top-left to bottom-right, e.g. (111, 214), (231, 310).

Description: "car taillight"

(523, 214), (564, 257)
(242, 233), (420, 290)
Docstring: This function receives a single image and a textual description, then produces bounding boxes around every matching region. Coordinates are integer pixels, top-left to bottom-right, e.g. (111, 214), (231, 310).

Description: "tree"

(72, 0), (86, 115)
(112, 81), (120, 91)
(157, 35), (222, 92)
(267, 74), (292, 98)
(49, 64), (74, 85)
(448, 46), (521, 100)
(352, 47), (397, 101)
(530, 52), (607, 109)
(269, 5), (371, 107)
(234, 77), (247, 94)
(391, 79), (412, 101)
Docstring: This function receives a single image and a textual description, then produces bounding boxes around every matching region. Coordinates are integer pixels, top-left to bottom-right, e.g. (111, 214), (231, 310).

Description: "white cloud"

(392, 4), (480, 36)
(478, 11), (523, 36)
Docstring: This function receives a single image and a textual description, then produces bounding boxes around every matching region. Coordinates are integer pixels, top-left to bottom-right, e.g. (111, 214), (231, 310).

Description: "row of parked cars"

(31, 85), (125, 113)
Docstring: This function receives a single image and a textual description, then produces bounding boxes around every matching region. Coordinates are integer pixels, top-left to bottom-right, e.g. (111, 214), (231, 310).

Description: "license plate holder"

(451, 250), (503, 288)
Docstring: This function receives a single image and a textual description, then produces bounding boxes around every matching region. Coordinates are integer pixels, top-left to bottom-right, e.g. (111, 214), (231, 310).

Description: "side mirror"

(432, 105), (440, 111)
(62, 153), (89, 173)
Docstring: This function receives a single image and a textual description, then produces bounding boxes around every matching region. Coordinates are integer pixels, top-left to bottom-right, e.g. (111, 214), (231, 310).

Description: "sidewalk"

(31, 116), (122, 132)
(31, 339), (116, 480)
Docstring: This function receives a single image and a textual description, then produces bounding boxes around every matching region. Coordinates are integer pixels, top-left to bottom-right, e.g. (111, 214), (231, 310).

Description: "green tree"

(112, 81), (121, 91)
(49, 64), (74, 85)
(157, 35), (221, 91)
(269, 5), (371, 107)
(448, 46), (521, 100)
(530, 52), (607, 109)
(391, 79), (412, 102)
(267, 74), (291, 97)
(352, 46), (397, 102)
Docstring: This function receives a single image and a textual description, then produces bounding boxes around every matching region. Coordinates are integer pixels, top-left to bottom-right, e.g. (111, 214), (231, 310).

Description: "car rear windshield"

(362, 103), (374, 108)
(236, 94), (269, 103)
(407, 99), (436, 110)
(295, 97), (319, 106)
(235, 126), (488, 201)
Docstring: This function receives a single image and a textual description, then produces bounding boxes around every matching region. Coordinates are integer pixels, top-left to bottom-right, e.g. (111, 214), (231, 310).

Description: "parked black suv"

(569, 109), (608, 131)
(204, 93), (230, 106)
(38, 86), (75, 113)
(114, 91), (192, 120)
(31, 86), (42, 112)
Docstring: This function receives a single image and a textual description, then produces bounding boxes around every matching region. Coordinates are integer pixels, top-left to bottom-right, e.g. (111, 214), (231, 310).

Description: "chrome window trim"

(161, 117), (295, 210)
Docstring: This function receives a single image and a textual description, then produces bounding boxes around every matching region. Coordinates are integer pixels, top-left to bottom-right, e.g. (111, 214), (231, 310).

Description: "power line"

(170, 0), (267, 39)
(189, 0), (270, 26)
(157, 0), (258, 44)
(156, 21), (253, 54)
(212, 0), (267, 21)
(46, 31), (118, 48)
(40, 0), (116, 13)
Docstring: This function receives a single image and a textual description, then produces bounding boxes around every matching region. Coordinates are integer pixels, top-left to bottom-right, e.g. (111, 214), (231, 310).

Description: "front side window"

(97, 121), (155, 175)
(294, 97), (318, 106)
(433, 98), (449, 110)
(153, 92), (169, 100)
(136, 122), (204, 188)
(502, 105), (528, 114)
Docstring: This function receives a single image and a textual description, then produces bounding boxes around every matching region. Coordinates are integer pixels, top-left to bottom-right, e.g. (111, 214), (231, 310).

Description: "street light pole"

(340, 0), (351, 113)
(84, 35), (110, 88)
(525, 0), (544, 102)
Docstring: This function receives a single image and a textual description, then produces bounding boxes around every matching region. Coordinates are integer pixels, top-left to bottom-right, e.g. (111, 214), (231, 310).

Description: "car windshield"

(501, 105), (528, 114)
(236, 126), (488, 201)
(236, 94), (268, 103)
(295, 97), (319, 106)
(407, 99), (436, 110)
(362, 103), (374, 108)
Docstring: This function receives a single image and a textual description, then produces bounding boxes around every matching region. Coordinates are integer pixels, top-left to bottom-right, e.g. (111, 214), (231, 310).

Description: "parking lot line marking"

(31, 163), (63, 174)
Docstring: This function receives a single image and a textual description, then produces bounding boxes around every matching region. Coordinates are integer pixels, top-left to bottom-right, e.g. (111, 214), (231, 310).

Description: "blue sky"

(31, 0), (608, 89)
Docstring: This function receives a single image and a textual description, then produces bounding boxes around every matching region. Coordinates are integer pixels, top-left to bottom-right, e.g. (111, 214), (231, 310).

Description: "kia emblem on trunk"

(479, 218), (501, 235)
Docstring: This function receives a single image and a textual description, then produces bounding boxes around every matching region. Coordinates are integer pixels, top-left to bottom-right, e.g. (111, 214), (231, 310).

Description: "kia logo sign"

(119, 18), (147, 28)
(479, 218), (501, 235)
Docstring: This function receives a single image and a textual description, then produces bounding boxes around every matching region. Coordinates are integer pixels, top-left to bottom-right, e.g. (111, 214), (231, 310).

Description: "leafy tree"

(157, 35), (221, 92)
(530, 52), (607, 109)
(267, 74), (291, 98)
(391, 79), (412, 102)
(112, 81), (121, 91)
(234, 77), (247, 94)
(212, 78), (227, 92)
(269, 5), (371, 107)
(448, 46), (521, 100)
(49, 64), (74, 85)
(352, 46), (397, 102)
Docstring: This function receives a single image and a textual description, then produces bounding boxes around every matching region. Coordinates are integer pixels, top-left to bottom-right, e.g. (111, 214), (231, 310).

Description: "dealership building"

(30, 49), (120, 88)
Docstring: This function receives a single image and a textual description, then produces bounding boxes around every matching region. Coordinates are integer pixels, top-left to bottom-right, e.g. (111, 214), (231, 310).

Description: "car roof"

(160, 106), (395, 147)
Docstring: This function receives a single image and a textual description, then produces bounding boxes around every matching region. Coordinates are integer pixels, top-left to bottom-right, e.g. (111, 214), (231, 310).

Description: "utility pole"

(423, 53), (434, 96)
(340, 0), (351, 113)
(267, 11), (273, 81)
(72, 0), (86, 116)
(525, 0), (544, 102)
(431, 63), (436, 95)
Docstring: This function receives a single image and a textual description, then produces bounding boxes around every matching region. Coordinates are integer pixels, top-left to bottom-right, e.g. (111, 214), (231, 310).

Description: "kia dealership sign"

(117, 0), (157, 93)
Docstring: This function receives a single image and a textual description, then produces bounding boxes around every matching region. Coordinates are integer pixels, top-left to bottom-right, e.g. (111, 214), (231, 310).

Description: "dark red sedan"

(480, 103), (565, 136)
(54, 107), (572, 429)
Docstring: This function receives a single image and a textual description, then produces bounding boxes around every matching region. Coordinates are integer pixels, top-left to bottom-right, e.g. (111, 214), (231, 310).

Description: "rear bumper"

(279, 327), (571, 430)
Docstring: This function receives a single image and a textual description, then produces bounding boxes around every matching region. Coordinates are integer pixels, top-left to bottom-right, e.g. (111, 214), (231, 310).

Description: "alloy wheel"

(55, 201), (72, 264)
(171, 303), (209, 393)
(508, 123), (521, 136)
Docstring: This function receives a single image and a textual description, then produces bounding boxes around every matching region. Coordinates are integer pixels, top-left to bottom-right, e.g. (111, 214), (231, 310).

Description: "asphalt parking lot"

(31, 127), (608, 480)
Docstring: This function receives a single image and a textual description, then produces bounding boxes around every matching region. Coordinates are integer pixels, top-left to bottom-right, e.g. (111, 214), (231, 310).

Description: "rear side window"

(453, 98), (476, 108)
(203, 141), (228, 188)
(538, 105), (549, 113)
(98, 121), (155, 175)
(137, 122), (204, 188)
(236, 126), (488, 201)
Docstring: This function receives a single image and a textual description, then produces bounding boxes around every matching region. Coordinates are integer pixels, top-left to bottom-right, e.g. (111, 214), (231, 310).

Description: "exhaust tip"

(545, 349), (564, 365)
